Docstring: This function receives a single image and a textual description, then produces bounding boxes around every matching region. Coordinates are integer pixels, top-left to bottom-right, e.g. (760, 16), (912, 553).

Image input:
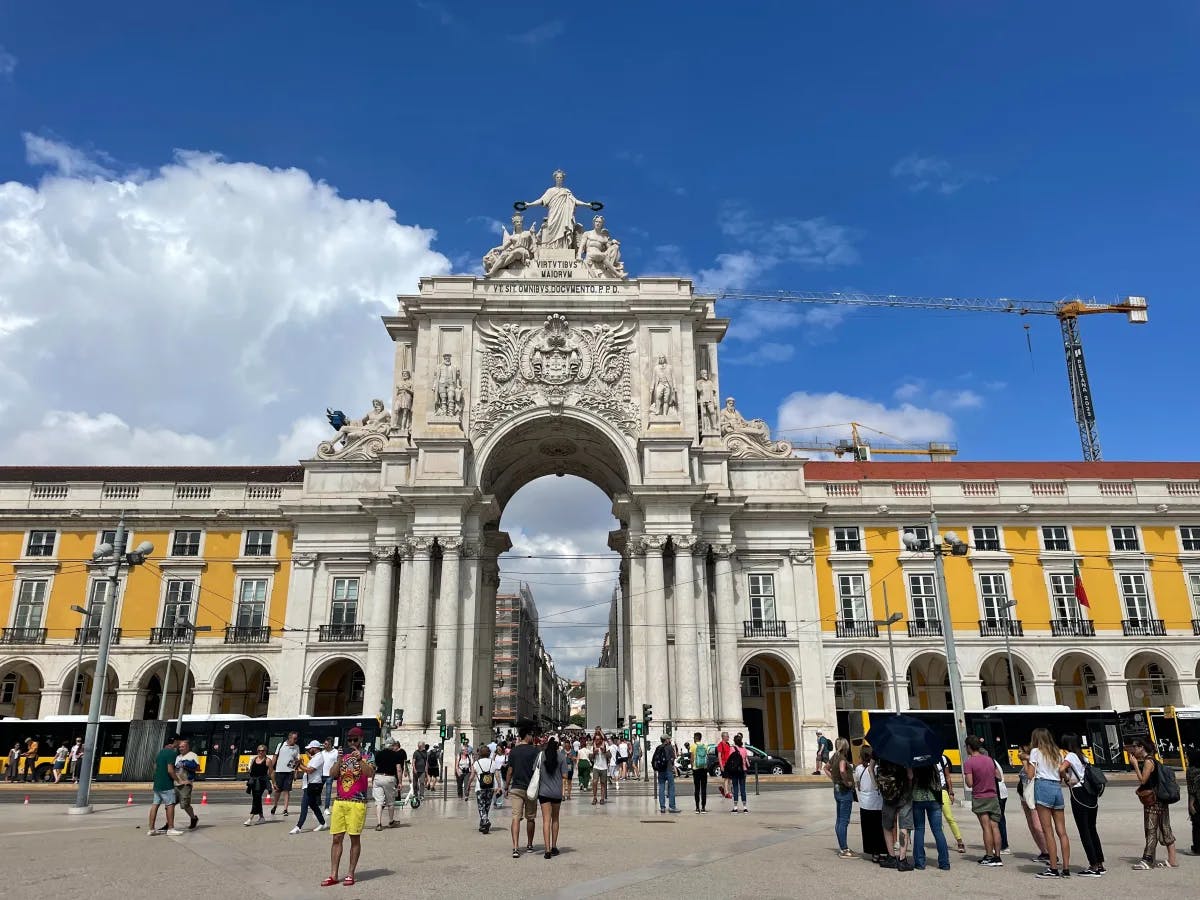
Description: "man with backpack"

(691, 732), (709, 813)
(814, 731), (833, 775)
(652, 735), (681, 814)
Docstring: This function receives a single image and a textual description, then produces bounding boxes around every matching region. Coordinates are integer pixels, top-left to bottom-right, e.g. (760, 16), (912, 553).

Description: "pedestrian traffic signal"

(642, 703), (653, 728)
(436, 708), (447, 729)
(461, 732), (469, 744)
(664, 720), (673, 735)
(621, 729), (629, 740)
(634, 722), (644, 737)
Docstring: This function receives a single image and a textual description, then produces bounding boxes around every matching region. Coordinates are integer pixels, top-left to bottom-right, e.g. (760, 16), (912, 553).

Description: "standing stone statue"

(649, 355), (678, 416)
(393, 370), (414, 432)
(433, 353), (463, 419)
(518, 169), (601, 250)
(696, 369), (718, 432)
(483, 213), (537, 276)
(578, 214), (627, 278)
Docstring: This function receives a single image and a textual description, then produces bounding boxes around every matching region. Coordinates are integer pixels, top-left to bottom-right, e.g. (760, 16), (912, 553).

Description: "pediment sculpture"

(719, 397), (794, 460)
(473, 314), (640, 438)
(318, 400), (392, 460)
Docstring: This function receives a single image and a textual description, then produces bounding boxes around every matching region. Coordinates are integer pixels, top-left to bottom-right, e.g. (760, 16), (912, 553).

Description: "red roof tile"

(803, 460), (1200, 481)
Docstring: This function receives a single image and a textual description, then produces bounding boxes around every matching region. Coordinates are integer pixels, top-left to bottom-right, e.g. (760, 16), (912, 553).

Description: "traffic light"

(642, 703), (653, 730)
(394, 708), (404, 727)
(634, 722), (644, 737)
(621, 729), (629, 740)
(436, 708), (447, 740)
(664, 720), (673, 736)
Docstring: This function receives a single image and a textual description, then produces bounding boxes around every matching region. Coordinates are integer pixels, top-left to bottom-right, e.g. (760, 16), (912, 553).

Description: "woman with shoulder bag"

(1130, 737), (1179, 870)
(1026, 728), (1071, 878)
(827, 737), (856, 859)
(1016, 744), (1049, 861)
(854, 746), (887, 861)
(1061, 734), (1104, 876)
(244, 745), (270, 826)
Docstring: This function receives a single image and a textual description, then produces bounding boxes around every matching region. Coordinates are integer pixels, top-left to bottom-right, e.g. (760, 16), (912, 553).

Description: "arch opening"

(979, 651), (1036, 707)
(212, 659), (272, 717)
(58, 662), (119, 716)
(0, 660), (43, 718)
(1125, 652), (1181, 708)
(310, 658), (364, 716)
(741, 653), (795, 759)
(1053, 652), (1110, 709)
(906, 652), (949, 710)
(137, 661), (195, 721)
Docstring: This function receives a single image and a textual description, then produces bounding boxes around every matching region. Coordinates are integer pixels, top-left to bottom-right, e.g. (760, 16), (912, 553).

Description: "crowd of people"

(5, 736), (86, 783)
(825, 728), (1200, 878)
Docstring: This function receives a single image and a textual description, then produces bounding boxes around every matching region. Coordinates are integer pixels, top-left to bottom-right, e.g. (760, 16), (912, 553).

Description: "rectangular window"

(748, 574), (776, 623)
(908, 573), (939, 622)
(163, 580), (195, 627)
(85, 579), (113, 629)
(1050, 573), (1082, 619)
(1041, 526), (1071, 552)
(833, 527), (862, 552)
(1119, 572), (1152, 619)
(902, 525), (930, 548)
(171, 530), (202, 557)
(13, 580), (48, 628)
(330, 577), (360, 625)
(1112, 526), (1140, 552)
(236, 579), (268, 627)
(837, 574), (868, 622)
(1181, 526), (1200, 552)
(972, 526), (1002, 552)
(244, 530), (273, 557)
(1187, 572), (1200, 616)
(979, 573), (1012, 620)
(26, 530), (56, 557)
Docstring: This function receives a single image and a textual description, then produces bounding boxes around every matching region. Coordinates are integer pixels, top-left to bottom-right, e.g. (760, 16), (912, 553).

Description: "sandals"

(956, 840), (966, 854)
(1132, 859), (1152, 870)
(375, 824), (383, 832)
(321, 877), (338, 887)
(342, 876), (355, 886)
(512, 849), (521, 859)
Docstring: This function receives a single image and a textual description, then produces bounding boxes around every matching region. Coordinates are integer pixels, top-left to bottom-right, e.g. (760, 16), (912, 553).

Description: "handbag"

(526, 751), (544, 799)
(1137, 786), (1158, 808)
(1021, 777), (1036, 810)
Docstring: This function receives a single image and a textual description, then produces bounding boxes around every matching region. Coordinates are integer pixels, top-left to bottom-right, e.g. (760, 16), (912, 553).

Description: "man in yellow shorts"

(323, 728), (375, 887)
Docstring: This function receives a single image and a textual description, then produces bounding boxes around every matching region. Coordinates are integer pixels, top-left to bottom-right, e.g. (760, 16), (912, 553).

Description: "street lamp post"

(1001, 599), (1020, 704)
(903, 513), (969, 764)
(876, 591), (904, 712)
(70, 516), (153, 815)
(158, 616), (180, 721)
(175, 621), (212, 738)
(69, 604), (91, 715)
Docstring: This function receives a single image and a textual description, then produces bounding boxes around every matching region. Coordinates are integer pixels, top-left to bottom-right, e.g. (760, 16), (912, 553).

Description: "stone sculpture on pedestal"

(483, 213), (538, 276)
(516, 168), (601, 250)
(432, 353), (463, 421)
(649, 355), (678, 417)
(719, 397), (793, 459)
(578, 215), (627, 279)
(696, 369), (719, 433)
(317, 399), (391, 460)
(393, 371), (414, 433)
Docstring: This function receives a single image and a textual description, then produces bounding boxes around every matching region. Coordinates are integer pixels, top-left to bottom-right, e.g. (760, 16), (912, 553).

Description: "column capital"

(292, 552), (318, 568)
(405, 536), (436, 556)
(788, 548), (814, 566)
(712, 542), (736, 560)
(631, 534), (668, 555)
(370, 545), (397, 562)
(439, 536), (464, 555)
(672, 533), (699, 552)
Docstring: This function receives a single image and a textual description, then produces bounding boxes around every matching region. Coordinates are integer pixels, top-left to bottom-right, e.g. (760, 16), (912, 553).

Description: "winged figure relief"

(476, 321), (528, 383)
(591, 322), (637, 384)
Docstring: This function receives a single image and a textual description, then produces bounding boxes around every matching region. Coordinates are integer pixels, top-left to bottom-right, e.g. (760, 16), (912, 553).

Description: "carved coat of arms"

(472, 314), (639, 438)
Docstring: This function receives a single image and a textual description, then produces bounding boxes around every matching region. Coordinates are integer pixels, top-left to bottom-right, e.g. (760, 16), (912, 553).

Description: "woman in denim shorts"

(1025, 728), (1072, 878)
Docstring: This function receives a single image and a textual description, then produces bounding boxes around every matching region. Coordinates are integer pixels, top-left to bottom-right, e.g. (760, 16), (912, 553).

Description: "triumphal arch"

(291, 172), (823, 747)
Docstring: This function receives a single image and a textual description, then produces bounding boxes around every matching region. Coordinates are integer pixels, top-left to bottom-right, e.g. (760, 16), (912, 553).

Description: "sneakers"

(1036, 852), (1050, 863)
(165, 829), (184, 836)
(243, 818), (254, 826)
(982, 856), (1003, 867)
(897, 859), (914, 872)
(188, 816), (199, 831)
(148, 828), (165, 836)
(1035, 867), (1060, 878)
(838, 849), (855, 859)
(878, 856), (898, 869)
(668, 808), (681, 814)
(289, 826), (302, 835)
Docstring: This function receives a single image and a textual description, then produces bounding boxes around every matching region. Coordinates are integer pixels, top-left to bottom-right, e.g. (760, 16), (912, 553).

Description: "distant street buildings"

(491, 582), (567, 730)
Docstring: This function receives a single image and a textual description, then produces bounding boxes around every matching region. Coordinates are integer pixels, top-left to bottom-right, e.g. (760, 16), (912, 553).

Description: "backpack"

(694, 744), (709, 768)
(652, 745), (669, 773)
(1083, 761), (1107, 798)
(875, 761), (905, 804)
(723, 747), (745, 776)
(1156, 763), (1181, 804)
(478, 760), (494, 790)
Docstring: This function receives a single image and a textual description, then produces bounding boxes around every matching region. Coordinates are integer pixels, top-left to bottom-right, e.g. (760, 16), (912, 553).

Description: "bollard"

(200, 792), (208, 805)
(126, 793), (134, 806)
(24, 794), (30, 805)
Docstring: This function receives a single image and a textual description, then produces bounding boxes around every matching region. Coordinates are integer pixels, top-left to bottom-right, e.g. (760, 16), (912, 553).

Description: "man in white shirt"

(68, 737), (85, 783)
(491, 743), (508, 809)
(618, 739), (630, 780)
(320, 737), (339, 813)
(270, 731), (300, 816)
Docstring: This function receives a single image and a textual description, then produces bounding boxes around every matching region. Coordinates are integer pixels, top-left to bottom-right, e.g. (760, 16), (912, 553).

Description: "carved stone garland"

(472, 314), (641, 439)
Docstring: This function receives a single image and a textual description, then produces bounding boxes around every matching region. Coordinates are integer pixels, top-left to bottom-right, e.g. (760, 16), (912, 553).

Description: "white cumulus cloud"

(776, 391), (956, 446)
(0, 134), (450, 464)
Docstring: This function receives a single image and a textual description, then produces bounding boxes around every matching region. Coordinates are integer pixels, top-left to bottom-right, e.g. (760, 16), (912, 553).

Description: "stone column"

(275, 552), (316, 717)
(190, 684), (217, 716)
(692, 543), (715, 726)
(432, 537), (463, 725)
(672, 534), (701, 723)
(396, 537), (434, 725)
(362, 545), (396, 722)
(627, 545), (648, 724)
(642, 535), (670, 727)
(114, 687), (139, 720)
(1032, 679), (1058, 707)
(712, 543), (744, 730)
(457, 539), (481, 733)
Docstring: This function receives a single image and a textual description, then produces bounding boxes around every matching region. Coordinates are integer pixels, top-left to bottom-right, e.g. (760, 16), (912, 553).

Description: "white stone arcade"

(289, 177), (819, 748)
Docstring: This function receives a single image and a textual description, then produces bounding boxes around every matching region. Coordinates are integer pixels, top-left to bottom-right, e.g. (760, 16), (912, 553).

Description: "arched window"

(741, 665), (762, 698)
(0, 673), (17, 704)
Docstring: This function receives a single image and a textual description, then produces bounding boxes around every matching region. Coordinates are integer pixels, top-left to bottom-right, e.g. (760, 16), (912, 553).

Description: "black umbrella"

(864, 714), (945, 767)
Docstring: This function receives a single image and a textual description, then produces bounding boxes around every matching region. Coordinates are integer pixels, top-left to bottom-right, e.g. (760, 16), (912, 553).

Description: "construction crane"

(780, 421), (959, 462)
(716, 291), (1149, 462)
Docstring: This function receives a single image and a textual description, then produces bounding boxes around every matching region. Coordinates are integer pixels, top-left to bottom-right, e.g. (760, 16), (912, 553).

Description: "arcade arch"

(310, 657), (364, 716)
(831, 652), (887, 711)
(135, 660), (194, 720)
(740, 653), (796, 757)
(1125, 651), (1181, 708)
(0, 659), (43, 718)
(211, 659), (272, 717)
(906, 652), (949, 710)
(1053, 651), (1110, 709)
(58, 662), (119, 716)
(978, 651), (1035, 707)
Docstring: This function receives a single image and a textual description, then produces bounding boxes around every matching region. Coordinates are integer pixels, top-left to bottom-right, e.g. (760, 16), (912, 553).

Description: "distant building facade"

(491, 582), (566, 729)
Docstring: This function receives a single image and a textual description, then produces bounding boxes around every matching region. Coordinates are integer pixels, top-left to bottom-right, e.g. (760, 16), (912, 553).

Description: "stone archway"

(136, 660), (194, 721)
(311, 657), (364, 716)
(906, 652), (949, 710)
(1125, 651), (1181, 708)
(979, 651), (1035, 706)
(740, 653), (797, 758)
(832, 652), (888, 711)
(58, 662), (119, 716)
(211, 659), (272, 717)
(0, 659), (43, 718)
(1053, 651), (1110, 709)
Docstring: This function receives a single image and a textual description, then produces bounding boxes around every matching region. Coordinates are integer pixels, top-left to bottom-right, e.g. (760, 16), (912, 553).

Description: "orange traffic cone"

(23, 794), (29, 806)
(126, 793), (134, 806)
(200, 792), (208, 805)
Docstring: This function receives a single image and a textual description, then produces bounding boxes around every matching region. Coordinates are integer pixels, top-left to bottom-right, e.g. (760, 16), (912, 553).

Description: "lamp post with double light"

(1000, 599), (1020, 704)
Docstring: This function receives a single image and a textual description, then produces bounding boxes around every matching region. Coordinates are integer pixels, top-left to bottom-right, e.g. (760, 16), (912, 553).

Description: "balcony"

(0, 627), (47, 645)
(836, 619), (879, 638)
(906, 618), (942, 637)
(1050, 618), (1095, 638)
(318, 623), (364, 642)
(224, 625), (272, 644)
(978, 618), (1023, 637)
(149, 625), (194, 645)
(1122, 618), (1166, 637)
(74, 627), (122, 646)
(743, 620), (788, 638)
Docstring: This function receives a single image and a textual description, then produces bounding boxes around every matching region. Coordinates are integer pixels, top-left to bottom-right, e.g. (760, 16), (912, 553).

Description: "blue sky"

(2, 2), (1196, 674)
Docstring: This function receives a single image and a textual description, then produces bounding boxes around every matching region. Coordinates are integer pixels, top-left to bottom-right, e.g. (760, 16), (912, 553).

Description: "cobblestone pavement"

(2, 785), (1194, 899)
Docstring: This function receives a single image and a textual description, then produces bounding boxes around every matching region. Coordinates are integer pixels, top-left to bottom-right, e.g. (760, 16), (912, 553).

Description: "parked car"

(705, 743), (793, 776)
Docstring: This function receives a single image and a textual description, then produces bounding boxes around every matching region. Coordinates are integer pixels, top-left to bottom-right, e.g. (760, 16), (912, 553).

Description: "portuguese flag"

(1073, 560), (1091, 609)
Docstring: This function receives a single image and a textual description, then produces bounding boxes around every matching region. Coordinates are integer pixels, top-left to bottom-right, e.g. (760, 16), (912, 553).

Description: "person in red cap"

(322, 727), (374, 887)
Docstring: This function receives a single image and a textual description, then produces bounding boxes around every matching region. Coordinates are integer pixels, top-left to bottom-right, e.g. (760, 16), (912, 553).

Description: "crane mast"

(715, 291), (1148, 462)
